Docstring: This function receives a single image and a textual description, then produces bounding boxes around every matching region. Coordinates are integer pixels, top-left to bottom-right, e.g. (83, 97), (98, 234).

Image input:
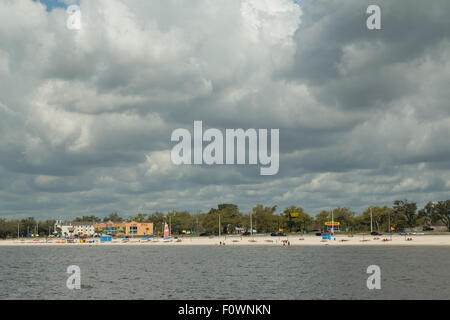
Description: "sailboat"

(163, 222), (171, 241)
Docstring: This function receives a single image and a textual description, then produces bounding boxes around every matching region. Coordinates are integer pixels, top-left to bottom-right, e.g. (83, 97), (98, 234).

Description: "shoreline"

(1, 234), (450, 247)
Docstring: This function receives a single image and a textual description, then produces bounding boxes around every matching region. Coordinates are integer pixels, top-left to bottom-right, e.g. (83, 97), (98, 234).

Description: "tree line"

(0, 199), (449, 239)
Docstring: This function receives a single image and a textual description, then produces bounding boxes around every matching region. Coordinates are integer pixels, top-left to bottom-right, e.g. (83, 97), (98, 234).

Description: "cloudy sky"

(0, 0), (449, 219)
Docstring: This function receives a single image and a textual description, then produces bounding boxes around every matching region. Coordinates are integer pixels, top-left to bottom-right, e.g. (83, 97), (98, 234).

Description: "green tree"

(169, 211), (195, 234)
(74, 216), (101, 223)
(201, 204), (242, 234)
(147, 212), (166, 234)
(40, 219), (57, 236)
(103, 212), (123, 223)
(418, 202), (434, 227)
(127, 213), (148, 223)
(21, 217), (37, 236)
(393, 200), (417, 229)
(282, 206), (312, 232)
(351, 215), (367, 233)
(333, 208), (355, 228)
(249, 205), (277, 233)
(361, 206), (390, 232)
(0, 219), (17, 239)
(315, 211), (329, 231)
(420, 200), (450, 231)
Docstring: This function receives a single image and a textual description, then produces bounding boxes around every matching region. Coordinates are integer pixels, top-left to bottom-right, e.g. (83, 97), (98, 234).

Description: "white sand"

(1, 234), (450, 246)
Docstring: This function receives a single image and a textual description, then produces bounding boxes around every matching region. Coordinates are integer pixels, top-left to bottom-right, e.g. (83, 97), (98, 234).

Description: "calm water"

(1, 246), (449, 300)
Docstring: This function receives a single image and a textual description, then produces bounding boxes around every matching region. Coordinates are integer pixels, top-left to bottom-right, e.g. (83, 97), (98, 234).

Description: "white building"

(54, 221), (96, 236)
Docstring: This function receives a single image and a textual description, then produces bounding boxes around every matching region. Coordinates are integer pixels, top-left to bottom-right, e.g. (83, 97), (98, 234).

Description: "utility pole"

(370, 207), (373, 233)
(17, 223), (19, 240)
(218, 213), (221, 237)
(250, 211), (253, 236)
(331, 209), (334, 236)
(169, 213), (172, 237)
(388, 214), (390, 233)
(388, 210), (391, 234)
(196, 215), (199, 236)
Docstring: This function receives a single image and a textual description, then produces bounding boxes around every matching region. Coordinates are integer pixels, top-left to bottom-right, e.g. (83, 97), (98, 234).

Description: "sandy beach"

(1, 234), (450, 246)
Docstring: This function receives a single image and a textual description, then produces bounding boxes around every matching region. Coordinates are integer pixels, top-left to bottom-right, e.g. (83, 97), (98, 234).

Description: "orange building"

(95, 221), (154, 236)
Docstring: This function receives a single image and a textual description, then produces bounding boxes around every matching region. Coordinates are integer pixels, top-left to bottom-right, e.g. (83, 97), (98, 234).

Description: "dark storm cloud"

(290, 0), (450, 112)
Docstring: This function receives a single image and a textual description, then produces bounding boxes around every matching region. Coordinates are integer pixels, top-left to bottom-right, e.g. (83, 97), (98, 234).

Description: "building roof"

(57, 221), (95, 226)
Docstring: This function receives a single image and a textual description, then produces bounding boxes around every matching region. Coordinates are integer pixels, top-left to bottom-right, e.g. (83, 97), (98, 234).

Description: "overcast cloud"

(0, 0), (449, 219)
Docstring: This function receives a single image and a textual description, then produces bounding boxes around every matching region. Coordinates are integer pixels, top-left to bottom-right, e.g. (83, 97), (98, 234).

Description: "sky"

(32, 0), (68, 11)
(0, 0), (449, 220)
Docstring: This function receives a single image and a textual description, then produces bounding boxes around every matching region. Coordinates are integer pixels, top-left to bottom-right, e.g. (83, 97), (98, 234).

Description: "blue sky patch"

(33, 0), (69, 12)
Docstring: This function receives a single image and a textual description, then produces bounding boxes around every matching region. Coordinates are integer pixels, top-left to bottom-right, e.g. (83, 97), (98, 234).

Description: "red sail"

(164, 222), (170, 239)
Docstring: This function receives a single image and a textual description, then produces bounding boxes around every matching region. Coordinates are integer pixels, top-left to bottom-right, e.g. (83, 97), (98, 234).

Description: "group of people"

(282, 240), (291, 247)
(218, 240), (292, 246)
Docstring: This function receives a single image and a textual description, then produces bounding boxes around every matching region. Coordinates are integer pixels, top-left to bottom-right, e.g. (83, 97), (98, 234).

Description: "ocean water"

(1, 246), (449, 300)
